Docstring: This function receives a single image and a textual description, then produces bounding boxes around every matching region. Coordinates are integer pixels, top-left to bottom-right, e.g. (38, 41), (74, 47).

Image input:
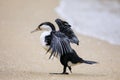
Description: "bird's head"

(31, 22), (55, 33)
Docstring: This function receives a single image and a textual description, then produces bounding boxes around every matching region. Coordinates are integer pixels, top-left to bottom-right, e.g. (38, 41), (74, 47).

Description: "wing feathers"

(46, 31), (72, 59)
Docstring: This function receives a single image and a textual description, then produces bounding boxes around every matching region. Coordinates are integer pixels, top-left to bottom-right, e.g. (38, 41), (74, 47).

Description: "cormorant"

(31, 19), (97, 74)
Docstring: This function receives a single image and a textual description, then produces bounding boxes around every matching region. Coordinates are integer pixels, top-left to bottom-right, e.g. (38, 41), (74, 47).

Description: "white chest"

(40, 31), (51, 50)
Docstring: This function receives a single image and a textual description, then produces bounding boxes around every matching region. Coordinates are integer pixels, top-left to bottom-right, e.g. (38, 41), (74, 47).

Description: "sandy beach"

(0, 0), (120, 80)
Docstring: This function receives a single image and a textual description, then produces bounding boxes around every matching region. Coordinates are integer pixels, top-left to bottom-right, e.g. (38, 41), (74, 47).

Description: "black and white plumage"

(31, 19), (97, 74)
(46, 31), (72, 59)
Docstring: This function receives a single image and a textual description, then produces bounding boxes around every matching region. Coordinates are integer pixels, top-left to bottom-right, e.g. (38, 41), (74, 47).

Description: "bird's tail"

(83, 60), (98, 64)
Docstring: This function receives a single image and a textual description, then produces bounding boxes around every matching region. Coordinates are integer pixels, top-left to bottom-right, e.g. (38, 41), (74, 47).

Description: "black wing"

(46, 31), (73, 59)
(55, 18), (79, 45)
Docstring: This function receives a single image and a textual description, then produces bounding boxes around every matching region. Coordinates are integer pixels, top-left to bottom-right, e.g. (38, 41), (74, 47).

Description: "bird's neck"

(42, 31), (51, 38)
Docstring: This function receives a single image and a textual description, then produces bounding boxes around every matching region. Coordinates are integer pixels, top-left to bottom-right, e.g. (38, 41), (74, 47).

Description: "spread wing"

(55, 18), (79, 45)
(46, 31), (72, 59)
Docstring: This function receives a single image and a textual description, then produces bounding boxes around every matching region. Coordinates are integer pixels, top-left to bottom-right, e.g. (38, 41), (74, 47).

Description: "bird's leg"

(68, 66), (72, 73)
(62, 66), (69, 74)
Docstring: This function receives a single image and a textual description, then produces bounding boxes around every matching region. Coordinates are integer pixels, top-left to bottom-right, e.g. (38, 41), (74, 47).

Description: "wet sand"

(0, 0), (120, 80)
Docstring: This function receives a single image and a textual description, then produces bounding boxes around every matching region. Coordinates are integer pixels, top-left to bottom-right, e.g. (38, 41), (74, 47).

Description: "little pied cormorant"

(31, 18), (97, 74)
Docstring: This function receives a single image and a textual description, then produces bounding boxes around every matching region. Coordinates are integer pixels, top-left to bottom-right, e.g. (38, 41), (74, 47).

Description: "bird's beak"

(31, 28), (41, 33)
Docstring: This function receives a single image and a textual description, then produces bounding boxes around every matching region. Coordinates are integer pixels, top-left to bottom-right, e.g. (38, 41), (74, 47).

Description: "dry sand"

(0, 0), (120, 80)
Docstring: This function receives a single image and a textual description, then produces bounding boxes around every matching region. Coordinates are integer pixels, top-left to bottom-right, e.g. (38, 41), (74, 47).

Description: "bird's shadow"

(49, 73), (69, 75)
(9, 70), (106, 77)
(49, 72), (106, 77)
